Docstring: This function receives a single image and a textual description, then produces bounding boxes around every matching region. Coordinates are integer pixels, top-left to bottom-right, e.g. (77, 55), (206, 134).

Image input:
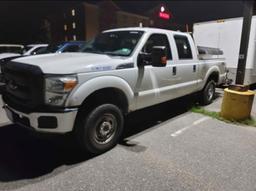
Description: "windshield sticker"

(122, 48), (130, 52)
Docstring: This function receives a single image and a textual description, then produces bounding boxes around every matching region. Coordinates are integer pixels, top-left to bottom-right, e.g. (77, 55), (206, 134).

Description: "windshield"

(36, 42), (85, 54)
(80, 31), (144, 56)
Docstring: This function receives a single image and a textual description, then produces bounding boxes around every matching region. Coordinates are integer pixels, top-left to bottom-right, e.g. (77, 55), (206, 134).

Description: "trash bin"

(220, 87), (255, 120)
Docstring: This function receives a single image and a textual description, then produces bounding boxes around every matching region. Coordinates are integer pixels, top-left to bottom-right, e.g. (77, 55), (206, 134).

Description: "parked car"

(0, 43), (48, 60)
(0, 44), (24, 54)
(0, 41), (85, 83)
(1, 27), (226, 154)
(0, 44), (46, 83)
(0, 44), (24, 60)
(36, 41), (86, 54)
(23, 44), (48, 56)
(0, 44), (24, 84)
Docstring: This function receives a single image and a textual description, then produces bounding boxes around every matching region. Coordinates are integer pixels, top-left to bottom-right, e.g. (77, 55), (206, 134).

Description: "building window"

(73, 35), (77, 40)
(64, 24), (67, 31)
(150, 20), (154, 26)
(72, 22), (76, 29)
(71, 9), (75, 16)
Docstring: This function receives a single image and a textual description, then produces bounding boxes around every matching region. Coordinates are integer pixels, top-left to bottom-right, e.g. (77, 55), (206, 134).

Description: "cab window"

(174, 35), (192, 59)
(142, 34), (172, 60)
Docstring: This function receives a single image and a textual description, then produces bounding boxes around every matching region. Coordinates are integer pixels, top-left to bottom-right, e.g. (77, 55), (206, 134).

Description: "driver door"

(135, 33), (175, 109)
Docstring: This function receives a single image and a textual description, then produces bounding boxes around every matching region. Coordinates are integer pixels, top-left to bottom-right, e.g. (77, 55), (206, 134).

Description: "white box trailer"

(193, 16), (256, 85)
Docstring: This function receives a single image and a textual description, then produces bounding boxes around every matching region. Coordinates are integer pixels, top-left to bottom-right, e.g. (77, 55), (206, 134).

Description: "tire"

(200, 80), (216, 105)
(75, 104), (124, 154)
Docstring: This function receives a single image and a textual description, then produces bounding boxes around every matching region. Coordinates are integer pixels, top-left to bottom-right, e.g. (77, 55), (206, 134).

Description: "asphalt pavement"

(0, 90), (256, 191)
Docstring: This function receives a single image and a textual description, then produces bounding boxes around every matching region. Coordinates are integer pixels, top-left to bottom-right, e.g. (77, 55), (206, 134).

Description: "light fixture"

(160, 6), (165, 12)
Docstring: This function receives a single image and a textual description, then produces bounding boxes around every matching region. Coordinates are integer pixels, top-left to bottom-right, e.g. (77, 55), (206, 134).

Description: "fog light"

(48, 96), (64, 104)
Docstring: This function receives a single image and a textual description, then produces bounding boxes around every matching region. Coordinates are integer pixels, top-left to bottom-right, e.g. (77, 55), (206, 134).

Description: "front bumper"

(3, 104), (78, 133)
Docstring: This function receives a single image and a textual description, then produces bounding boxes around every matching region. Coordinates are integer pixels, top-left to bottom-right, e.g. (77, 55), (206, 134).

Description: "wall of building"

(98, 1), (119, 31)
(116, 11), (149, 28)
(84, 3), (99, 40)
(58, 1), (150, 42)
(63, 4), (85, 41)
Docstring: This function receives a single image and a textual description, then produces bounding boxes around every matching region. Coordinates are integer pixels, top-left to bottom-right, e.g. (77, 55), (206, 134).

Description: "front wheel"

(75, 104), (124, 154)
(200, 80), (216, 105)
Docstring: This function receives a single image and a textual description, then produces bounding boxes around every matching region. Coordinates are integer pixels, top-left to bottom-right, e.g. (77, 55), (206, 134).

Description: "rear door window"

(174, 35), (192, 59)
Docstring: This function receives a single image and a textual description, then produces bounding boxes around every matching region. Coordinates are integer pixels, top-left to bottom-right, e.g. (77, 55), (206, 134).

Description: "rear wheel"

(200, 80), (216, 105)
(75, 104), (124, 154)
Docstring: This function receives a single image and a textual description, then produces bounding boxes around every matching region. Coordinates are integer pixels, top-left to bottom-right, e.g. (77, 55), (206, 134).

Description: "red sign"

(159, 12), (170, 20)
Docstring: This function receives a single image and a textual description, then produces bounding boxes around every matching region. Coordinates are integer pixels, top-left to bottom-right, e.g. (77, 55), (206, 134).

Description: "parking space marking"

(171, 117), (209, 137)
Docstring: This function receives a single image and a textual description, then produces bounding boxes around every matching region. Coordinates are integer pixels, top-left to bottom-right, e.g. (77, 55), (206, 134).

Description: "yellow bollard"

(220, 88), (255, 120)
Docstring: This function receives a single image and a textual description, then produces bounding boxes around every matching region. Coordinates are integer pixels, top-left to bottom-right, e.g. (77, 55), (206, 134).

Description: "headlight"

(45, 75), (78, 106)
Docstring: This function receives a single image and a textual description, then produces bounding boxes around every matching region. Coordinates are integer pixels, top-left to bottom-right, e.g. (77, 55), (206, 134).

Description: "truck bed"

(198, 46), (224, 60)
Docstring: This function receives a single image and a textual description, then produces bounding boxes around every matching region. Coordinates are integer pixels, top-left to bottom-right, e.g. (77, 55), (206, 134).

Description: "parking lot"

(0, 90), (256, 191)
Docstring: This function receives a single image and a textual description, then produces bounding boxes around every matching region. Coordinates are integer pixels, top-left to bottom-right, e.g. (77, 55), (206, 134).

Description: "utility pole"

(235, 0), (254, 85)
(221, 0), (255, 121)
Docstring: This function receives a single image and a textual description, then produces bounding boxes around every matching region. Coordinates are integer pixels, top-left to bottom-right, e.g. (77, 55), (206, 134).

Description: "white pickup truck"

(1, 27), (226, 154)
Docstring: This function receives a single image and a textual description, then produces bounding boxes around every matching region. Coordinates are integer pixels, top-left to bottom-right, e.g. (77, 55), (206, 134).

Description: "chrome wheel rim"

(94, 113), (117, 144)
(207, 83), (214, 101)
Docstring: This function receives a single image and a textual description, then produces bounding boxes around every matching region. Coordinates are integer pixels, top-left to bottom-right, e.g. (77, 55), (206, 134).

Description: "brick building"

(52, 1), (149, 42)
(147, 4), (189, 32)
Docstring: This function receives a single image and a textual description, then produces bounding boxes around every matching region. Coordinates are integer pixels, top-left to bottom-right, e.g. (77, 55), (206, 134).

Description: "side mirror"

(137, 52), (150, 67)
(151, 46), (167, 67)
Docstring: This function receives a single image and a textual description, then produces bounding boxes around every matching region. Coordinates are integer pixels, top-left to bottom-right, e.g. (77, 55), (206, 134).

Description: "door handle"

(193, 65), (196, 72)
(172, 66), (176, 75)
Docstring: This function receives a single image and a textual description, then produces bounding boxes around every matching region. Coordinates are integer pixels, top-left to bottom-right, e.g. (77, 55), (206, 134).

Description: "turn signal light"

(64, 80), (77, 91)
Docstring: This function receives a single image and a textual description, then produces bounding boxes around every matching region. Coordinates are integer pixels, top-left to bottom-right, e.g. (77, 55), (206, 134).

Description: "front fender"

(66, 76), (135, 109)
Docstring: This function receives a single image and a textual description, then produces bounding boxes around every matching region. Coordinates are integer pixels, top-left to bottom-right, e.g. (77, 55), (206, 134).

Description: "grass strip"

(191, 106), (256, 127)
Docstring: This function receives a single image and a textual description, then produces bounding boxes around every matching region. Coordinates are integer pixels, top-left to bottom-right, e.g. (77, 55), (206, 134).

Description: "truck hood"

(12, 53), (130, 74)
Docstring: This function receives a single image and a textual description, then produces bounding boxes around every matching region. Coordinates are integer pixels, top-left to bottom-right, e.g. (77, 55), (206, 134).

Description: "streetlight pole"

(235, 0), (254, 85)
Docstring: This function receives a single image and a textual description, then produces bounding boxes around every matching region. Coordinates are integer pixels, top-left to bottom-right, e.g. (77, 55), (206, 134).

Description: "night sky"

(115, 0), (244, 23)
(0, 0), (245, 44)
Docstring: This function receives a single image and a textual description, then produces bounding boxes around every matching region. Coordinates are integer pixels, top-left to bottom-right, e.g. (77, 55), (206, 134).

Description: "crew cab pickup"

(1, 27), (226, 154)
